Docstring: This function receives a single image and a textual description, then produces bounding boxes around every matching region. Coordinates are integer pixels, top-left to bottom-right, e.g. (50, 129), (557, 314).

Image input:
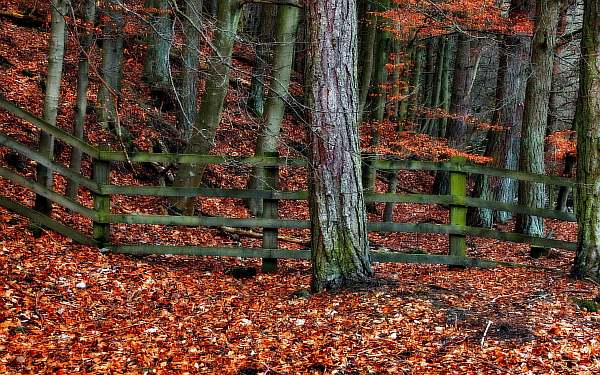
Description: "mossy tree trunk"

(573, 0), (600, 282)
(66, 0), (96, 202)
(248, 4), (300, 216)
(35, 0), (69, 215)
(516, 0), (561, 240)
(307, 0), (372, 292)
(171, 0), (242, 214)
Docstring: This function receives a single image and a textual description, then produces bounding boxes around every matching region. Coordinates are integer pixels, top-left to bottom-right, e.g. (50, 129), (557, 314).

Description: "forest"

(0, 0), (599, 373)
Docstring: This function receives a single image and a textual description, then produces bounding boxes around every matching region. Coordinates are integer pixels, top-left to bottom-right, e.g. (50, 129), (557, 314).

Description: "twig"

(480, 320), (493, 348)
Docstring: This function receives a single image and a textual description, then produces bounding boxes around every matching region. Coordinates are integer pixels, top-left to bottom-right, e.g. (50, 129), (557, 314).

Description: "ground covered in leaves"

(0, 1), (599, 373)
(1, 212), (600, 374)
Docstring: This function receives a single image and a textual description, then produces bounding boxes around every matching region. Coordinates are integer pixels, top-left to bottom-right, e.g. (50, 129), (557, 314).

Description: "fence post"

(92, 148), (111, 246)
(449, 156), (467, 259)
(262, 151), (279, 273)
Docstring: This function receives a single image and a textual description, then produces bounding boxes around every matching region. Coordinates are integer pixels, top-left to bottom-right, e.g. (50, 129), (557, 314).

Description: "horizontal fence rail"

(0, 98), (578, 270)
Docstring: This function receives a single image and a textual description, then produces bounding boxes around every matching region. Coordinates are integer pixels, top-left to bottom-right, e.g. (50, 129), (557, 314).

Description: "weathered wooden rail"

(0, 97), (577, 272)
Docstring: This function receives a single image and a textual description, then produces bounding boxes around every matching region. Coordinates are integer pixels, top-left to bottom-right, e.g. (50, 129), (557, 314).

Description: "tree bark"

(516, 0), (561, 240)
(177, 0), (202, 141)
(433, 34), (471, 196)
(408, 45), (424, 125)
(97, 0), (125, 129)
(572, 0), (600, 282)
(247, 4), (277, 117)
(143, 0), (173, 88)
(35, 0), (69, 215)
(248, 4), (300, 216)
(468, 33), (529, 227)
(362, 0), (391, 212)
(66, 0), (96, 202)
(171, 0), (242, 214)
(357, 0), (377, 125)
(307, 0), (372, 292)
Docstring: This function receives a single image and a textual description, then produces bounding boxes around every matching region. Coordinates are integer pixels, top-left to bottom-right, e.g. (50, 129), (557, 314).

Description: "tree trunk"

(143, 0), (173, 88)
(572, 0), (600, 282)
(177, 0), (202, 142)
(97, 0), (125, 129)
(357, 1), (377, 125)
(362, 0), (391, 212)
(419, 38), (437, 131)
(247, 4), (277, 117)
(438, 37), (453, 138)
(396, 39), (414, 128)
(35, 0), (69, 215)
(408, 45), (424, 125)
(248, 4), (300, 216)
(516, 0), (561, 240)
(433, 34), (471, 196)
(470, 0), (533, 226)
(307, 0), (372, 292)
(66, 0), (96, 202)
(171, 0), (242, 214)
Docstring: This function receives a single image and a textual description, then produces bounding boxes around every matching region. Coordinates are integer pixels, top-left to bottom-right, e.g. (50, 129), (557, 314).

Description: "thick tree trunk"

(573, 0), (600, 282)
(177, 0), (202, 141)
(171, 0), (242, 214)
(97, 0), (125, 129)
(143, 0), (173, 88)
(66, 0), (96, 201)
(433, 34), (471, 196)
(248, 4), (300, 216)
(247, 4), (277, 117)
(307, 0), (372, 292)
(516, 0), (561, 240)
(35, 0), (69, 215)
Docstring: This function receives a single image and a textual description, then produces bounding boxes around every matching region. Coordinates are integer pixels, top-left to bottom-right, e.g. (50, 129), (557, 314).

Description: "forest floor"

(1, 1), (599, 374)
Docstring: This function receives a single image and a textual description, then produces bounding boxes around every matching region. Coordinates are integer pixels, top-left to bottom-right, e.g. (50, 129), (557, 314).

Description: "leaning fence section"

(0, 98), (577, 272)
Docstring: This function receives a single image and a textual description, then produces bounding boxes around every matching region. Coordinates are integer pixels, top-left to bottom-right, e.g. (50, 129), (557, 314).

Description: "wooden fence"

(0, 97), (577, 271)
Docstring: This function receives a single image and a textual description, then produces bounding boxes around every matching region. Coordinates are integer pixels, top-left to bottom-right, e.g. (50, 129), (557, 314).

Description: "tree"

(35, 0), (69, 215)
(362, 0), (391, 212)
(248, 4), (300, 216)
(247, 4), (277, 117)
(306, 0), (372, 292)
(143, 0), (173, 88)
(572, 0), (600, 282)
(432, 33), (472, 196)
(515, 0), (561, 242)
(97, 0), (125, 129)
(177, 0), (202, 141)
(66, 0), (96, 201)
(171, 0), (242, 214)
